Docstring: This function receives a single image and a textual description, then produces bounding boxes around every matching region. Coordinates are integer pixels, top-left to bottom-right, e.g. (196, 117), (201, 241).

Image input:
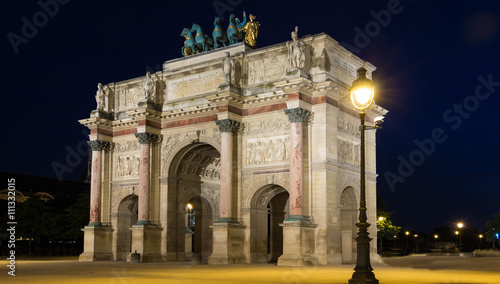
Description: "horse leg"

(213, 35), (219, 48)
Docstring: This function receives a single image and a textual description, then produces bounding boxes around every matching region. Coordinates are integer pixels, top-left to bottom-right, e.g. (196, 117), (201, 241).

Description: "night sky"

(1, 0), (499, 234)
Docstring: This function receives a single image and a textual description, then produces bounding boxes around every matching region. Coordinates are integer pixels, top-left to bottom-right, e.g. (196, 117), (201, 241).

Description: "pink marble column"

(87, 140), (109, 226)
(284, 107), (310, 220)
(135, 132), (158, 225)
(215, 119), (240, 223)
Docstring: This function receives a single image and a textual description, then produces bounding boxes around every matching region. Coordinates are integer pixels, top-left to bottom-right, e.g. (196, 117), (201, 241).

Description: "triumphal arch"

(79, 17), (386, 266)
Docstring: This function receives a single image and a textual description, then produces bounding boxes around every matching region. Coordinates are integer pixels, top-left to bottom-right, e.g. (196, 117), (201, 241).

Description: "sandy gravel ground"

(0, 255), (498, 283)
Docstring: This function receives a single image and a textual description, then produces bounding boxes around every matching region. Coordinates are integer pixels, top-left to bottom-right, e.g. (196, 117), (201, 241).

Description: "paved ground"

(0, 255), (499, 283)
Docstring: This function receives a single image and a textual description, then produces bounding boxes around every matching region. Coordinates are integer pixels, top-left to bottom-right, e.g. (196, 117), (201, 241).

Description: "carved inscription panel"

(167, 70), (224, 101)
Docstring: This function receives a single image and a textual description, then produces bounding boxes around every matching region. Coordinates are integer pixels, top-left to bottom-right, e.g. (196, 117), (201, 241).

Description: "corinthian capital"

(284, 107), (310, 123)
(87, 140), (110, 151)
(215, 119), (241, 133)
(134, 132), (159, 144)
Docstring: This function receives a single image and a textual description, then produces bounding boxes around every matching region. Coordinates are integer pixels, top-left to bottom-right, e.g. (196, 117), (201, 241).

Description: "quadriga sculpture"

(212, 17), (228, 48)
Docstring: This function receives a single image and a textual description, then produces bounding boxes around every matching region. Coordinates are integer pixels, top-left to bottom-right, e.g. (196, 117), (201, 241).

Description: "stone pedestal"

(208, 223), (246, 264)
(185, 228), (193, 261)
(128, 225), (163, 262)
(277, 221), (318, 266)
(79, 226), (114, 261)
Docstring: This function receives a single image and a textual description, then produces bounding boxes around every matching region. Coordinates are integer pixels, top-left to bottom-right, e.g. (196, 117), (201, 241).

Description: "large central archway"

(166, 143), (220, 263)
(250, 185), (289, 263)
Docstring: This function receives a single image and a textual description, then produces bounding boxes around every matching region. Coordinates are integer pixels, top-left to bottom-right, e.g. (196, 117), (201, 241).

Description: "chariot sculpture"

(181, 11), (259, 57)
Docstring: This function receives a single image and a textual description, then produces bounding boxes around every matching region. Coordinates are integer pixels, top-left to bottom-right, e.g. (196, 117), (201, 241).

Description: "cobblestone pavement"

(0, 256), (499, 283)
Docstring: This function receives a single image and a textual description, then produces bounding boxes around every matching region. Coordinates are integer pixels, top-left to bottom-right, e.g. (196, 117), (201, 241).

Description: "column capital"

(216, 119), (240, 133)
(87, 140), (110, 151)
(284, 107), (310, 123)
(134, 132), (159, 144)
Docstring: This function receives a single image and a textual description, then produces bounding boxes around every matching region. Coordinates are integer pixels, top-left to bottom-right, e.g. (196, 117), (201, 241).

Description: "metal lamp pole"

(348, 67), (380, 284)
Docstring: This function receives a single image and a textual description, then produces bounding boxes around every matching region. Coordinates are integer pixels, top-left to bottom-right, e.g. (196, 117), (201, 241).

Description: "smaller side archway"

(249, 184), (289, 263)
(186, 196), (214, 264)
(114, 194), (138, 260)
(340, 186), (358, 264)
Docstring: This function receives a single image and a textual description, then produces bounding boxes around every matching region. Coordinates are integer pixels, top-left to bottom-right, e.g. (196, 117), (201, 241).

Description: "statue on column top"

(241, 14), (260, 47)
(287, 26), (306, 70)
(143, 71), (156, 101)
(222, 52), (236, 85)
(95, 83), (106, 111)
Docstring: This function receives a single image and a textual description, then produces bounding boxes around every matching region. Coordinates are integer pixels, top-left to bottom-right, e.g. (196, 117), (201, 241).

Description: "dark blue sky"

(1, 0), (499, 233)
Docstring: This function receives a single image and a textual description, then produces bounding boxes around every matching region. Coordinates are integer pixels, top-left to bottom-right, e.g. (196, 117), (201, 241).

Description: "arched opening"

(115, 194), (138, 260)
(166, 143), (220, 263)
(186, 196), (213, 263)
(340, 186), (357, 264)
(250, 185), (289, 263)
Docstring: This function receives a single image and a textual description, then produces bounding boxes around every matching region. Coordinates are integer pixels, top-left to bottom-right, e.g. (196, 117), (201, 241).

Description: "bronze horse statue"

(212, 17), (228, 48)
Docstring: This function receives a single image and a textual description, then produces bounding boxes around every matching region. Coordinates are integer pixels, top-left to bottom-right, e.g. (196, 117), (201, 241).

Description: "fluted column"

(135, 132), (158, 225)
(215, 118), (240, 222)
(283, 107), (310, 220)
(88, 140), (110, 226)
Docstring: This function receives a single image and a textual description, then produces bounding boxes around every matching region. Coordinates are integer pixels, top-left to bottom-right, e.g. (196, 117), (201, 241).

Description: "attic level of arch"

(83, 34), (386, 135)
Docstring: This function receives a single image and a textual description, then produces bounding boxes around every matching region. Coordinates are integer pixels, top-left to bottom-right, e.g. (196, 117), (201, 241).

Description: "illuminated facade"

(79, 33), (386, 266)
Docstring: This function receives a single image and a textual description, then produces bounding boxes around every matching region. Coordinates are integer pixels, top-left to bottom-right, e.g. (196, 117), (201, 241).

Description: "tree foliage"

(485, 211), (500, 247)
(377, 217), (401, 241)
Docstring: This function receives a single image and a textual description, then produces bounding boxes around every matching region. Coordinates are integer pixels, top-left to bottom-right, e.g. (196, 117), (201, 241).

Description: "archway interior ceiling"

(177, 144), (221, 182)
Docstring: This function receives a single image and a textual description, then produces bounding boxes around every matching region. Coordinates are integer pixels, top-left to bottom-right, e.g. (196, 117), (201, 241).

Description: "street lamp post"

(457, 223), (464, 251)
(414, 234), (419, 254)
(434, 234), (439, 250)
(455, 231), (459, 249)
(348, 66), (380, 284)
(405, 231), (410, 250)
(479, 234), (483, 250)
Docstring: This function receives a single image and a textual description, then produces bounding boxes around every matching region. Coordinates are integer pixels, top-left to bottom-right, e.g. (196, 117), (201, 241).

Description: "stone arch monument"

(78, 28), (387, 266)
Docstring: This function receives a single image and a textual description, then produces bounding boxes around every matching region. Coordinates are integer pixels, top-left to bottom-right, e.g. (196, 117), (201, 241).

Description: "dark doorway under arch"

(250, 185), (289, 263)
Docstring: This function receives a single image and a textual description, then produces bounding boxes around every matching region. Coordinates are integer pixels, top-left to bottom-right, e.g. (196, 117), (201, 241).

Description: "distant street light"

(348, 66), (380, 284)
(479, 234), (483, 250)
(434, 234), (439, 250)
(455, 231), (459, 248)
(405, 231), (410, 250)
(457, 222), (464, 251)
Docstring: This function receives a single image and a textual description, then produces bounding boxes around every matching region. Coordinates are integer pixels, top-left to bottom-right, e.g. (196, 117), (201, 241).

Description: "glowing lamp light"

(378, 217), (385, 221)
(405, 231), (410, 236)
(457, 223), (464, 229)
(350, 67), (374, 111)
(455, 231), (459, 235)
(187, 203), (193, 210)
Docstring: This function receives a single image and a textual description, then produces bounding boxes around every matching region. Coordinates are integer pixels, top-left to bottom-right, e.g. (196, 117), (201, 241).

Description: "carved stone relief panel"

(115, 154), (140, 178)
(201, 182), (220, 214)
(114, 140), (140, 153)
(337, 139), (360, 166)
(243, 117), (290, 136)
(115, 84), (143, 112)
(245, 136), (289, 166)
(337, 118), (360, 138)
(248, 55), (287, 86)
